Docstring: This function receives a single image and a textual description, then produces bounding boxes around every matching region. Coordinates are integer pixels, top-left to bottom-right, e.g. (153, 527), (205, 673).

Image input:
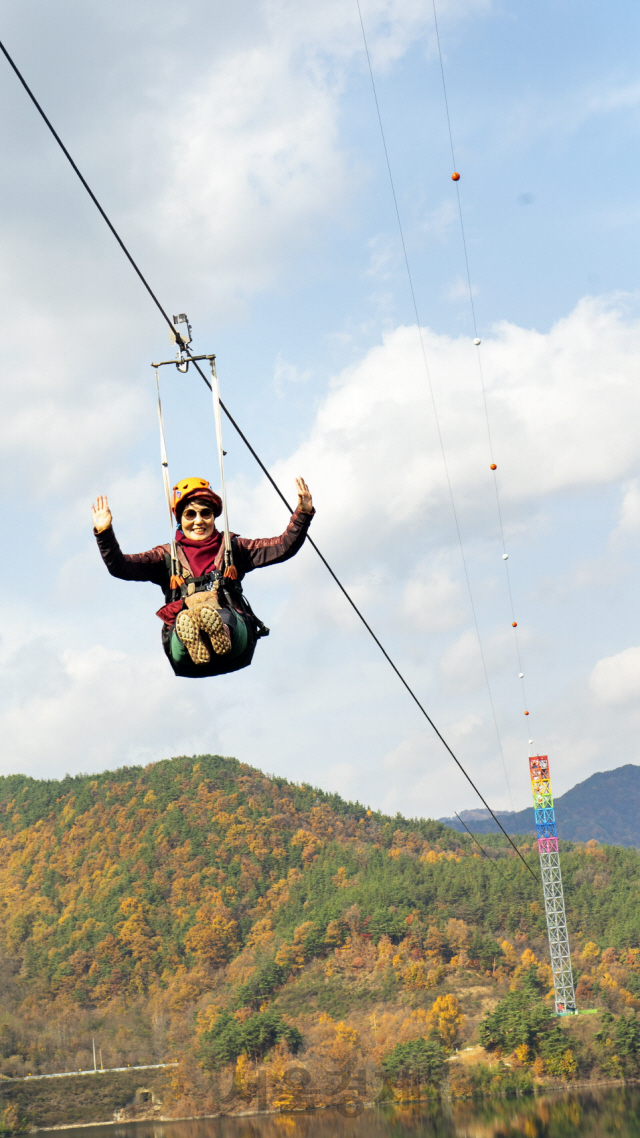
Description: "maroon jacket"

(95, 507), (314, 622)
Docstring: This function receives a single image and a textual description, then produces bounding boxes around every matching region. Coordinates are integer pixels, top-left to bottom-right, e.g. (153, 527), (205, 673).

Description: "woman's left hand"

(296, 477), (313, 514)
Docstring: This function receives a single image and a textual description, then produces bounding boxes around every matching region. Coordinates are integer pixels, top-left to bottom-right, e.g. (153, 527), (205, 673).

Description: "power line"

(430, 0), (531, 727)
(0, 36), (536, 881)
(454, 813), (507, 881)
(355, 0), (514, 809)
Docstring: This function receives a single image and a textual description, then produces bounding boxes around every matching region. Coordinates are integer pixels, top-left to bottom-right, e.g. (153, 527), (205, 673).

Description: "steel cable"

(0, 36), (536, 880)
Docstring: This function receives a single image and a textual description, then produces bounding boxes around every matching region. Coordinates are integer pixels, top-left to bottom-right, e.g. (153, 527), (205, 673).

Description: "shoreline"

(29, 1078), (639, 1132)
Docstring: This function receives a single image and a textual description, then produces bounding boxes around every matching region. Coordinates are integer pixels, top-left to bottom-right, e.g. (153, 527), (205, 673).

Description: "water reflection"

(56, 1089), (640, 1138)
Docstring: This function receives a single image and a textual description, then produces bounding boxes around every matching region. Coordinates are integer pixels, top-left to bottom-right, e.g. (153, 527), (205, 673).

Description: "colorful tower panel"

(529, 755), (576, 1014)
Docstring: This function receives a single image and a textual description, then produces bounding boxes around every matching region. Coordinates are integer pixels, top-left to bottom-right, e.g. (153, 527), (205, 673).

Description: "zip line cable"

(0, 36), (536, 881)
(430, 0), (531, 728)
(454, 813), (507, 881)
(355, 1), (514, 810)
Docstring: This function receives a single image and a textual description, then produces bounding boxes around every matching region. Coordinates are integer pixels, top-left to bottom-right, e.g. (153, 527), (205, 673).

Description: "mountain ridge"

(439, 763), (640, 846)
(2, 754), (640, 1123)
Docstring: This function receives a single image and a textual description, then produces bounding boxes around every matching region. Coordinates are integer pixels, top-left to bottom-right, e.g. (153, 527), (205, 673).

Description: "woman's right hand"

(92, 495), (113, 533)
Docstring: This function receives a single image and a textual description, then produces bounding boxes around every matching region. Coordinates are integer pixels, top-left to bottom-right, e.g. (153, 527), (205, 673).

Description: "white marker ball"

(473, 338), (481, 345)
(502, 553), (509, 560)
(529, 739), (533, 745)
(519, 673), (524, 678)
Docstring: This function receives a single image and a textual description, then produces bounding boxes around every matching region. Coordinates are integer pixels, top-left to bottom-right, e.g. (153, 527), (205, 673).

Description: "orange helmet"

(171, 477), (222, 519)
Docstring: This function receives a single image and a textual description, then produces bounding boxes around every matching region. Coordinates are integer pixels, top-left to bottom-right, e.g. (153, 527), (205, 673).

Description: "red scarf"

(176, 527), (223, 576)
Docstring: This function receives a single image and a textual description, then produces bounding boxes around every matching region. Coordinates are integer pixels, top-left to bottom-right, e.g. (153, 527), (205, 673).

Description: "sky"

(0, 0), (639, 820)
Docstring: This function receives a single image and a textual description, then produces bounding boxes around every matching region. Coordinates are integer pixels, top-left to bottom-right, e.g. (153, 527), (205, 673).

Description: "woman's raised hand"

(92, 495), (113, 533)
(296, 477), (313, 514)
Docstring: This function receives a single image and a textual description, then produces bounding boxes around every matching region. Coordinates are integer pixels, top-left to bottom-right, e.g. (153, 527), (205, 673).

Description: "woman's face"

(180, 499), (216, 541)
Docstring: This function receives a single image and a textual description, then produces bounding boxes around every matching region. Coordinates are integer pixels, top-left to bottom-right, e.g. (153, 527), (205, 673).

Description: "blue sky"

(0, 0), (639, 819)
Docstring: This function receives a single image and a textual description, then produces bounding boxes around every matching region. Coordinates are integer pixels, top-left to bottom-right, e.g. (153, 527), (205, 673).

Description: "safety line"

(454, 812), (507, 881)
(0, 36), (536, 880)
(430, 1), (531, 727)
(355, 1), (514, 809)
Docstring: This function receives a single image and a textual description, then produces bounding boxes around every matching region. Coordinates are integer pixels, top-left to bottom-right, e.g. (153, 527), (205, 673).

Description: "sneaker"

(198, 604), (232, 656)
(176, 610), (211, 665)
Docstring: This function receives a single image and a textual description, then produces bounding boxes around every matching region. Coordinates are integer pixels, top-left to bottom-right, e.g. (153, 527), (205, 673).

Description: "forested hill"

(2, 754), (640, 1115)
(440, 764), (640, 847)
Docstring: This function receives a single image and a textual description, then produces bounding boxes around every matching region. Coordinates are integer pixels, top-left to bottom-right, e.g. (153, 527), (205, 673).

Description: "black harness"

(160, 543), (269, 679)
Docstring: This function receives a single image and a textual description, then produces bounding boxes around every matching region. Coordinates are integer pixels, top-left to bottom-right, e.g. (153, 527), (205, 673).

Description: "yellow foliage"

(184, 913), (239, 967)
(324, 919), (342, 946)
(425, 993), (465, 1050)
(246, 916), (275, 950)
(195, 1004), (222, 1036)
(274, 943), (293, 968)
(291, 828), (313, 847)
(620, 987), (640, 1009)
(562, 1049), (577, 1079)
(600, 971), (619, 990)
(117, 897), (159, 965)
(290, 829), (324, 861)
(334, 1022), (360, 1047)
(234, 1053), (253, 1100)
(499, 938), (518, 967)
(3, 1104), (20, 1132)
(400, 1008), (429, 1034)
(402, 959), (443, 991)
(292, 920), (315, 946)
(531, 1055), (545, 1078)
(332, 867), (351, 888)
(446, 918), (470, 949)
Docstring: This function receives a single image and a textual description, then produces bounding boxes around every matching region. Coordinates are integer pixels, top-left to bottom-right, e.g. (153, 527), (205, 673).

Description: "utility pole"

(93, 1038), (97, 1073)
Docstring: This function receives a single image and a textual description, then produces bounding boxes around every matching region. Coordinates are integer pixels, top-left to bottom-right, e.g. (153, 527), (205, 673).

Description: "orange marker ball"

(451, 172), (460, 181)
(524, 710), (530, 716)
(512, 621), (517, 627)
(490, 463), (497, 470)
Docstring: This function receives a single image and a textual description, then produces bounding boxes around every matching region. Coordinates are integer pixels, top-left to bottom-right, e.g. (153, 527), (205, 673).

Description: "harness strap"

(209, 357), (236, 579)
(155, 368), (184, 589)
(161, 541), (269, 641)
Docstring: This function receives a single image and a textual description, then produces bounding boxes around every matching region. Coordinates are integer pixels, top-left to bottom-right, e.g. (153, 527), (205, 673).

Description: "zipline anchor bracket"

(151, 312), (204, 373)
(152, 321), (235, 578)
(170, 312), (192, 371)
(151, 353), (215, 370)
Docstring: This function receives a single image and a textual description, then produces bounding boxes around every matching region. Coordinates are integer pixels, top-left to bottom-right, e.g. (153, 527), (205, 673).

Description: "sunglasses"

(182, 507), (214, 521)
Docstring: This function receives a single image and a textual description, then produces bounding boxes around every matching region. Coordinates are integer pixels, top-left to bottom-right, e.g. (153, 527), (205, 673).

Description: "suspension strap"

(155, 368), (184, 590)
(209, 357), (237, 579)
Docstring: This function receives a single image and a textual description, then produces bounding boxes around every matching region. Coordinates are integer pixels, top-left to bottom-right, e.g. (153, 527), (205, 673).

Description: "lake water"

(56, 1089), (640, 1138)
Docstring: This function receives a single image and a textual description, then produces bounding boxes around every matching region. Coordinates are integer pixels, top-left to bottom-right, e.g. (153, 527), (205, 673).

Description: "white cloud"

(248, 295), (640, 563)
(402, 560), (466, 632)
(587, 81), (640, 114)
(2, 293), (640, 815)
(445, 276), (476, 302)
(1, 3), (639, 820)
(144, 42), (351, 299)
(617, 480), (640, 535)
(273, 354), (313, 397)
(421, 198), (458, 240)
(589, 646), (640, 706)
(0, 0), (494, 510)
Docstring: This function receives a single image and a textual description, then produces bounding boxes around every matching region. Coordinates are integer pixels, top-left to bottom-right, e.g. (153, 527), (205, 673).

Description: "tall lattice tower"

(529, 755), (576, 1014)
